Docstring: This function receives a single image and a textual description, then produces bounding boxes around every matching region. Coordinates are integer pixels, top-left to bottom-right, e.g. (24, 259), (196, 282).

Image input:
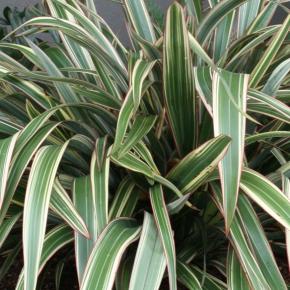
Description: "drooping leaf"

(167, 135), (231, 194)
(250, 15), (290, 87)
(80, 218), (141, 290)
(240, 168), (290, 229)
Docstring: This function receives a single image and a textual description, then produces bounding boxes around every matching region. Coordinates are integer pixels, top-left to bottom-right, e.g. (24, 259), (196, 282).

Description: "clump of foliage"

(0, 0), (289, 289)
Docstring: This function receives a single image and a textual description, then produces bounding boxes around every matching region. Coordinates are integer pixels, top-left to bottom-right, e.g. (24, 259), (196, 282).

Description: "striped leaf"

(237, 0), (262, 37)
(194, 66), (213, 115)
(248, 89), (290, 123)
(16, 225), (73, 290)
(0, 133), (18, 209)
(0, 123), (59, 224)
(190, 266), (227, 290)
(250, 15), (290, 87)
(237, 194), (286, 289)
(50, 0), (126, 73)
(73, 176), (97, 283)
(129, 212), (166, 290)
(150, 184), (177, 290)
(227, 247), (250, 290)
(167, 135), (231, 194)
(109, 177), (139, 220)
(177, 261), (202, 290)
(197, 0), (247, 45)
(90, 137), (110, 236)
(213, 69), (248, 230)
(0, 213), (21, 248)
(211, 182), (270, 290)
(262, 59), (290, 96)
(50, 178), (89, 237)
(131, 58), (156, 110)
(23, 143), (68, 290)
(240, 168), (290, 229)
(245, 131), (290, 145)
(113, 58), (155, 153)
(247, 1), (278, 34)
(118, 115), (157, 157)
(184, 0), (202, 23)
(123, 0), (156, 43)
(81, 218), (141, 290)
(163, 2), (195, 156)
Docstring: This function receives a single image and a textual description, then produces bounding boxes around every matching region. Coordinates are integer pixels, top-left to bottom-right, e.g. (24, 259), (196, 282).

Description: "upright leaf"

(23, 143), (68, 290)
(90, 137), (110, 236)
(73, 176), (97, 283)
(164, 2), (195, 156)
(150, 184), (177, 290)
(129, 212), (166, 290)
(227, 247), (251, 290)
(0, 133), (18, 209)
(212, 69), (248, 229)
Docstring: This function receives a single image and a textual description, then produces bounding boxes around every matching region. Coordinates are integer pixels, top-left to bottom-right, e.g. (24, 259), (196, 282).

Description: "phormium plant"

(0, 0), (289, 289)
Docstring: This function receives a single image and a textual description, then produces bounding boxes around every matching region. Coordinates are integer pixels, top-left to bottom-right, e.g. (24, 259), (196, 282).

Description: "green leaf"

(80, 218), (141, 290)
(118, 115), (157, 157)
(237, 0), (263, 37)
(129, 212), (166, 290)
(73, 176), (97, 283)
(240, 168), (290, 229)
(248, 89), (290, 123)
(237, 194), (287, 290)
(190, 266), (227, 290)
(109, 177), (139, 220)
(23, 142), (68, 290)
(211, 182), (271, 290)
(250, 15), (290, 87)
(167, 135), (231, 194)
(262, 59), (290, 96)
(0, 213), (21, 248)
(227, 247), (251, 290)
(212, 69), (248, 229)
(113, 57), (155, 153)
(177, 261), (202, 290)
(150, 184), (177, 290)
(163, 2), (195, 156)
(90, 137), (110, 236)
(247, 1), (278, 34)
(184, 0), (202, 23)
(50, 178), (89, 238)
(197, 0), (247, 45)
(0, 133), (18, 209)
(245, 131), (290, 145)
(0, 123), (59, 224)
(194, 66), (213, 115)
(132, 58), (156, 110)
(188, 33), (215, 67)
(123, 0), (156, 43)
(50, 0), (127, 73)
(16, 225), (73, 290)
